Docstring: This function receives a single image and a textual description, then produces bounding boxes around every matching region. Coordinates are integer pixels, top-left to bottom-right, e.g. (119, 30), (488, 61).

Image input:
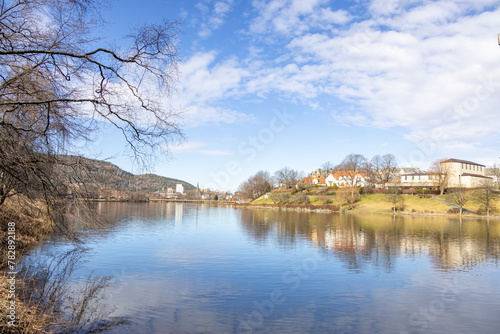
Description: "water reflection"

(28, 203), (500, 334)
(239, 209), (500, 270)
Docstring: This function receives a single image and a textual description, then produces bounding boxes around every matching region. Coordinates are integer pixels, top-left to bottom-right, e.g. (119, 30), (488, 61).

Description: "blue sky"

(90, 0), (500, 191)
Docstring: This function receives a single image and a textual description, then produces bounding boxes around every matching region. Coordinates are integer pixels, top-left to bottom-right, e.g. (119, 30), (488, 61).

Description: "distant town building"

(176, 183), (184, 194)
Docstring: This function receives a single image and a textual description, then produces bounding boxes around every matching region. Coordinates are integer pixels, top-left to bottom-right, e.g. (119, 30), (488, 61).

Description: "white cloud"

(250, 0), (351, 36)
(197, 0), (235, 37)
(178, 52), (254, 127)
(180, 52), (249, 103)
(170, 140), (232, 156)
(181, 104), (255, 127)
(243, 0), (500, 154)
(179, 0), (500, 155)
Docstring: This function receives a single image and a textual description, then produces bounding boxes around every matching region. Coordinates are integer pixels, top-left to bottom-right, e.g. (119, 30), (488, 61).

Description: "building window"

(405, 176), (407, 181)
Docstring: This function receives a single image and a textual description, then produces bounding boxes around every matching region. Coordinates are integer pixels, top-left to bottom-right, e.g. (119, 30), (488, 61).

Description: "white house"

(400, 172), (435, 187)
(325, 174), (336, 187)
(175, 183), (184, 194)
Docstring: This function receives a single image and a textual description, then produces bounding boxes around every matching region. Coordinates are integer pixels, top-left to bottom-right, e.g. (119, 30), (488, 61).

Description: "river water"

(25, 202), (500, 333)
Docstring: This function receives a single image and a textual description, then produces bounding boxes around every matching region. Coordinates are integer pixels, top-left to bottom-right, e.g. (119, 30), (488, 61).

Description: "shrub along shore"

(1, 195), (119, 333)
(1, 196), (56, 333)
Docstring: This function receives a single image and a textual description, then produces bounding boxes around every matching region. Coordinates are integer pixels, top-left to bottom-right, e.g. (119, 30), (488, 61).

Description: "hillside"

(57, 155), (195, 193)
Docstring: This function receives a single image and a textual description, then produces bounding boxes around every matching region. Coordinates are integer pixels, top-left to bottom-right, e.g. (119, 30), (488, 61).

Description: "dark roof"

(400, 167), (425, 173)
(441, 158), (485, 167)
(461, 173), (492, 179)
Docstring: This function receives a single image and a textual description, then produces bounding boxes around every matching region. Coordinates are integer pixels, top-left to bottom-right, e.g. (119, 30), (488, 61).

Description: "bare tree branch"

(0, 0), (184, 235)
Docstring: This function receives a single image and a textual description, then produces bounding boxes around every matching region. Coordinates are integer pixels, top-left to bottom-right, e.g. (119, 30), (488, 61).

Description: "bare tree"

(386, 186), (404, 214)
(321, 161), (335, 175)
(336, 154), (368, 201)
(0, 0), (183, 228)
(358, 162), (372, 192)
(490, 163), (500, 188)
(1, 0), (182, 159)
(474, 178), (498, 217)
(447, 186), (471, 216)
(429, 159), (451, 195)
(336, 187), (360, 210)
(381, 154), (398, 182)
(337, 154), (367, 173)
(370, 155), (383, 182)
(238, 171), (272, 201)
(273, 167), (303, 189)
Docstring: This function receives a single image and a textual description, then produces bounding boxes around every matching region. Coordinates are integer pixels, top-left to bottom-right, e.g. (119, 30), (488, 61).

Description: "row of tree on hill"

(237, 153), (500, 216)
(238, 153), (399, 201)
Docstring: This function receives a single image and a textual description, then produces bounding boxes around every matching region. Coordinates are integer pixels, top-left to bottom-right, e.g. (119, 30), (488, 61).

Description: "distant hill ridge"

(58, 155), (195, 193)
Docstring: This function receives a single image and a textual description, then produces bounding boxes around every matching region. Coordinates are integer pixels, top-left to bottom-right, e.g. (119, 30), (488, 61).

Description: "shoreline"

(86, 198), (235, 205)
(234, 202), (500, 219)
(86, 199), (500, 220)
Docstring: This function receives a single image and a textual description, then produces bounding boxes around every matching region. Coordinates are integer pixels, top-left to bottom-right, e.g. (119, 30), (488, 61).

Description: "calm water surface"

(27, 203), (500, 333)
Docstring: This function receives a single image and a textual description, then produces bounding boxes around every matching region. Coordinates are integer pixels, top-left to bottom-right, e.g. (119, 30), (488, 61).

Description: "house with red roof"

(298, 176), (326, 186)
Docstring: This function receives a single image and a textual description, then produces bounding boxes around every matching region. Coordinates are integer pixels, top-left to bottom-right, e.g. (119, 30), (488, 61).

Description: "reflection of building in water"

(175, 203), (183, 226)
(239, 208), (500, 271)
(403, 237), (488, 268)
(165, 202), (174, 218)
(323, 228), (367, 253)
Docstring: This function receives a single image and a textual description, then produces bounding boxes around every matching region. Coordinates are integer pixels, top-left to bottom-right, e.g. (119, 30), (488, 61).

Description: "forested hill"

(58, 156), (195, 193)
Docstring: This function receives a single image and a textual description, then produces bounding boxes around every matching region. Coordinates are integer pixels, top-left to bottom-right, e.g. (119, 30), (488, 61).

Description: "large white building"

(440, 159), (492, 188)
(394, 159), (493, 189)
(175, 183), (184, 194)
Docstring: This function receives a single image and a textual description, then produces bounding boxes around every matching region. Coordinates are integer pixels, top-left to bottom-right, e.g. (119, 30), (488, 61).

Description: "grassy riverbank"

(0, 196), (56, 333)
(249, 192), (500, 218)
(1, 195), (126, 333)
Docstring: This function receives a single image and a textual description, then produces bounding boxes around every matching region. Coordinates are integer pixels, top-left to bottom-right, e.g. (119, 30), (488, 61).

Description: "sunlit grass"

(252, 196), (273, 204)
(354, 194), (451, 213)
(251, 192), (497, 215)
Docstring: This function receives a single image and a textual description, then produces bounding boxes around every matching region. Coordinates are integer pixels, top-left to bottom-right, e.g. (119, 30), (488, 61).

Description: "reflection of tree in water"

(19, 247), (127, 333)
(15, 202), (199, 333)
(239, 209), (336, 248)
(73, 202), (196, 238)
(239, 209), (500, 271)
